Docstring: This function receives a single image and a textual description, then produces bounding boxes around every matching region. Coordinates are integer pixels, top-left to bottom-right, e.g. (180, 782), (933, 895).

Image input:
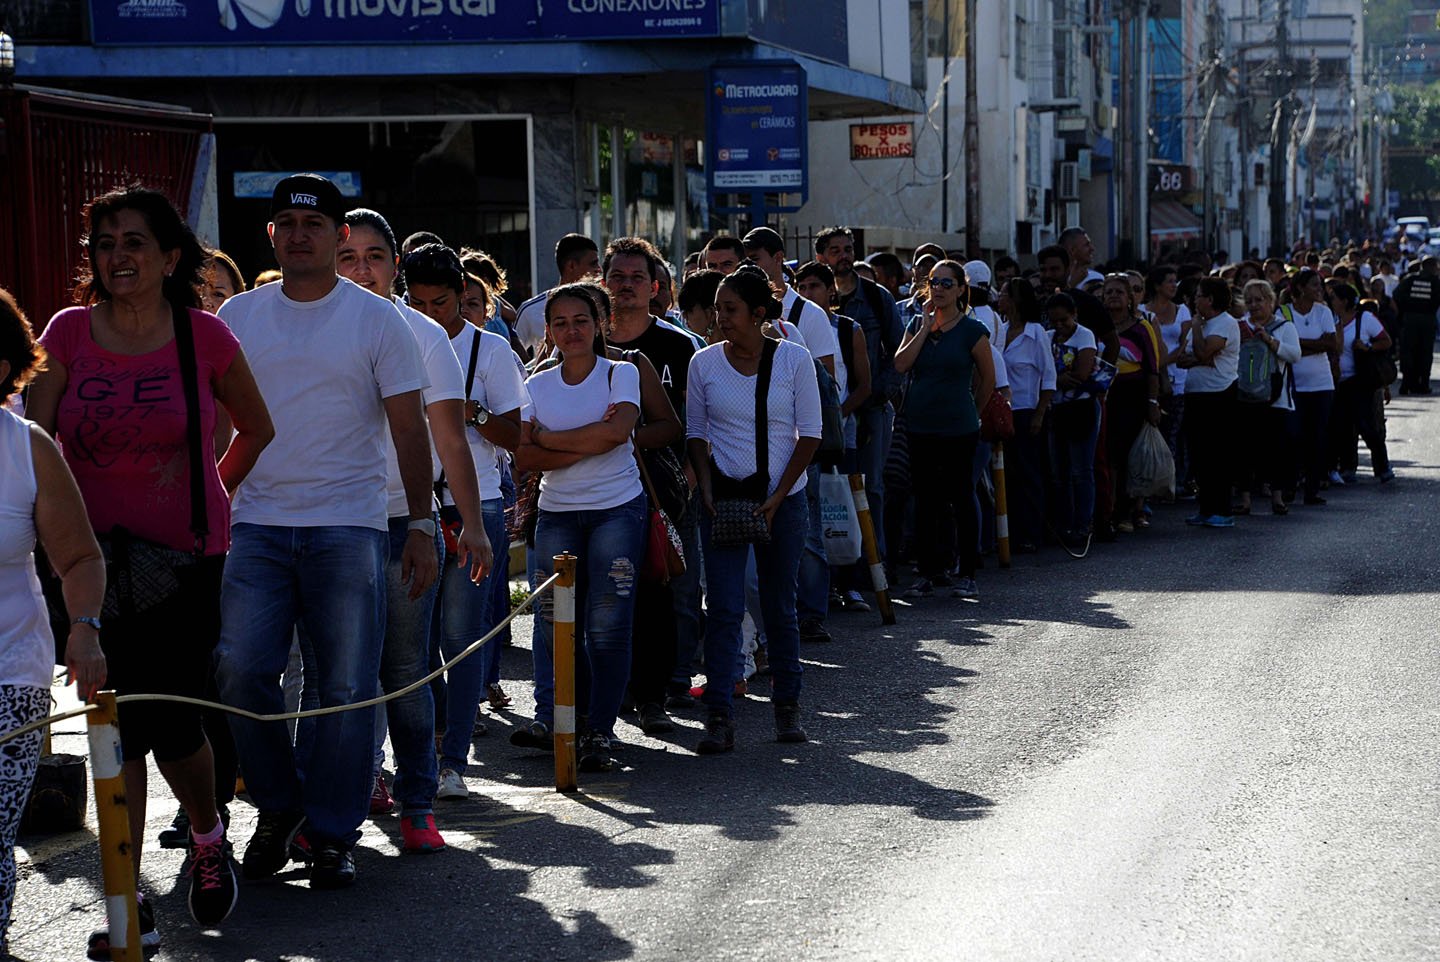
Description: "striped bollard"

(87, 691), (142, 962)
(991, 442), (1012, 569)
(848, 474), (896, 626)
(551, 554), (579, 792)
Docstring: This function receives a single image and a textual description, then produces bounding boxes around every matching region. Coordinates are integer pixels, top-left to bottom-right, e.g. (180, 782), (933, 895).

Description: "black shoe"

(664, 691), (696, 711)
(774, 703), (808, 744)
(798, 618), (833, 643)
(187, 828), (239, 926)
(508, 720), (553, 751)
(158, 805), (190, 849)
(696, 713), (735, 755)
(308, 843), (356, 890)
(577, 733), (617, 772)
(636, 703), (675, 735)
(87, 894), (160, 960)
(1303, 495), (1327, 506)
(241, 810), (305, 881)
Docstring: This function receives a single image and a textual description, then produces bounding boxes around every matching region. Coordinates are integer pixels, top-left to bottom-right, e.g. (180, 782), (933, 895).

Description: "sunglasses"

(929, 277), (959, 290)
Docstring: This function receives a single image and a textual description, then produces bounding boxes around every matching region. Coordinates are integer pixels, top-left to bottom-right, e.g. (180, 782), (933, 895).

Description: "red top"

(40, 306), (240, 555)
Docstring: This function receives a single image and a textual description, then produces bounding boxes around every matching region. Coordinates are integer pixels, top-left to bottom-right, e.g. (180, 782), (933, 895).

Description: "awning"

(1150, 198), (1203, 240)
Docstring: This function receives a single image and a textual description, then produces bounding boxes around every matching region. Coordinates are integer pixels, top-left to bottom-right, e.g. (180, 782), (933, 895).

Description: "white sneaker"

(436, 768), (469, 800)
(951, 577), (979, 600)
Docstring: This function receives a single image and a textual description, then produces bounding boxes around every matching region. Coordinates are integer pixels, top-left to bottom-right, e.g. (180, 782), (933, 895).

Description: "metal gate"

(0, 86), (211, 327)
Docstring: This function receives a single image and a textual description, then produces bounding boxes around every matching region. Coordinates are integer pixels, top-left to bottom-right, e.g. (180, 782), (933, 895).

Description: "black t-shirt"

(608, 317), (696, 425)
(1393, 273), (1440, 321)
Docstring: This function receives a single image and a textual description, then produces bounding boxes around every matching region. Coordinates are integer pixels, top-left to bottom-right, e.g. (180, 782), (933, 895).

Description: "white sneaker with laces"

(436, 768), (469, 800)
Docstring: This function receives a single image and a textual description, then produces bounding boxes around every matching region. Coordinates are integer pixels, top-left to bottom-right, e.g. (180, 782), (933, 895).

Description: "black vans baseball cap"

(270, 173), (346, 225)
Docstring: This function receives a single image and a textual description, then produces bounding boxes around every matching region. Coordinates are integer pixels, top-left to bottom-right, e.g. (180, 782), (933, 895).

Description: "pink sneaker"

(400, 813), (446, 854)
(369, 774), (395, 816)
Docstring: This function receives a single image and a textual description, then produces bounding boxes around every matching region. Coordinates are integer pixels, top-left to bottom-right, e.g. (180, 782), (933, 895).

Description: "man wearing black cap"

(214, 173), (437, 889)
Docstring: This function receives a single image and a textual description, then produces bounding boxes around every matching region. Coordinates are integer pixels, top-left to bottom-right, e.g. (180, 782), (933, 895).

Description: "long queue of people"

(0, 173), (1430, 958)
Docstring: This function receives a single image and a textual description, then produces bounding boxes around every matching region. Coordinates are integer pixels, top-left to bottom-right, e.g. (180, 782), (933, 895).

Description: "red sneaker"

(400, 813), (446, 854)
(369, 774), (395, 816)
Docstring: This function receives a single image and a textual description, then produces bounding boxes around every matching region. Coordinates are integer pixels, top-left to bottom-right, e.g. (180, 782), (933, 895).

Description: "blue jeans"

(216, 523), (386, 847)
(796, 465), (829, 624)
(1050, 399), (1100, 534)
(529, 494), (646, 738)
(371, 516), (442, 815)
(433, 499), (506, 775)
(701, 491), (807, 716)
(669, 491), (705, 692)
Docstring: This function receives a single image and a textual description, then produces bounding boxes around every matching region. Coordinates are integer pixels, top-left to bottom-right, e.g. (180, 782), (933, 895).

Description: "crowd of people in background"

(1, 171), (1434, 957)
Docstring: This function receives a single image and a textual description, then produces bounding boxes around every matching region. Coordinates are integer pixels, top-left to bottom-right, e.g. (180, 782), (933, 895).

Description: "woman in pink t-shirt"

(27, 187), (272, 953)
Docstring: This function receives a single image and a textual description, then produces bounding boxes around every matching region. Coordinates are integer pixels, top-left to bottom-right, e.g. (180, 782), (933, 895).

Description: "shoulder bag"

(709, 338), (778, 547)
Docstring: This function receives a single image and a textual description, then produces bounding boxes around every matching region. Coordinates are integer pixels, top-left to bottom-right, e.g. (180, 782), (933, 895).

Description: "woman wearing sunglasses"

(894, 260), (996, 600)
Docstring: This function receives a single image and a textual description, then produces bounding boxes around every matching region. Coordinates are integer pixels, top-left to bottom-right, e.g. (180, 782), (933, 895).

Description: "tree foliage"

(1389, 80), (1440, 203)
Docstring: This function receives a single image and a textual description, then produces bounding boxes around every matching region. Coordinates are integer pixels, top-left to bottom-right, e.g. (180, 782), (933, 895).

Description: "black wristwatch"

(467, 405), (490, 428)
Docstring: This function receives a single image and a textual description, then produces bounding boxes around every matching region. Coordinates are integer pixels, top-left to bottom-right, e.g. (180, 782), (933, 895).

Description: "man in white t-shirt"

(215, 175), (435, 890)
(742, 226), (838, 377)
(512, 233), (599, 353)
(338, 212), (492, 850)
(742, 226), (838, 644)
(400, 243), (528, 790)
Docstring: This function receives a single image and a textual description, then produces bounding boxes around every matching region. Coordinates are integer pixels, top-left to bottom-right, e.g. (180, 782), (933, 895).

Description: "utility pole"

(941, 0), (951, 235)
(1118, 2), (1133, 261)
(1202, 8), (1217, 252)
(1269, 0), (1291, 257)
(964, 0), (980, 258)
(1134, 0), (1149, 266)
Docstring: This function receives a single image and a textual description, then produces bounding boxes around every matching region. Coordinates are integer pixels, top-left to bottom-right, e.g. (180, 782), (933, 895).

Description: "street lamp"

(0, 31), (15, 87)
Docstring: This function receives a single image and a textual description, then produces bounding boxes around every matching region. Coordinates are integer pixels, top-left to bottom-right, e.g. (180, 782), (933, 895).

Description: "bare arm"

(428, 397), (491, 584)
(1193, 333), (1227, 365)
(213, 349), (275, 495)
(515, 420), (587, 473)
(470, 402), (522, 452)
(31, 425), (107, 700)
(383, 389), (439, 599)
(532, 403), (640, 455)
(23, 362), (66, 434)
(841, 324), (871, 416)
(893, 318), (927, 375)
(629, 354), (682, 451)
(971, 337), (996, 415)
(1300, 331), (1337, 356)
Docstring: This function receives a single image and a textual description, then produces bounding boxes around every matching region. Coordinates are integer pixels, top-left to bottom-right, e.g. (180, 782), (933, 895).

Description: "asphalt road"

(12, 393), (1440, 962)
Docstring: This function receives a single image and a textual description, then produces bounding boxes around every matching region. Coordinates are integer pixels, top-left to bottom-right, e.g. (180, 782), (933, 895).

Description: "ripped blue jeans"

(529, 494), (646, 739)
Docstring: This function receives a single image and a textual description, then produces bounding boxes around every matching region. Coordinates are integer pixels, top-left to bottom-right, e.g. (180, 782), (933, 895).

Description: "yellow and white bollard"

(551, 554), (579, 793)
(991, 442), (1011, 569)
(848, 474), (896, 626)
(87, 691), (142, 962)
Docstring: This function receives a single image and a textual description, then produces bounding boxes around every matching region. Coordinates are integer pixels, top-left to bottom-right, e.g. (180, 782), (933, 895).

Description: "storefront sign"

(849, 123), (914, 160)
(706, 60), (808, 202)
(234, 170), (362, 198)
(1150, 164), (1194, 196)
(89, 0), (719, 45)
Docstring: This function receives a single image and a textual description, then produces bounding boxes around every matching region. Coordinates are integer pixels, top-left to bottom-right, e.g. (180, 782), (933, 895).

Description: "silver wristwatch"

(407, 518), (437, 538)
(467, 404), (490, 428)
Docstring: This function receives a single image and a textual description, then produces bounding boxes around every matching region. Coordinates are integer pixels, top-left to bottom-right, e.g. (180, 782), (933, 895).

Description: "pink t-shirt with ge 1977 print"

(39, 305), (239, 555)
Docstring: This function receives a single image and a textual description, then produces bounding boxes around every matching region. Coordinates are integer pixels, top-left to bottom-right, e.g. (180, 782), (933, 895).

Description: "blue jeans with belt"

(217, 523), (386, 848)
(529, 494), (647, 739)
(700, 490), (807, 717)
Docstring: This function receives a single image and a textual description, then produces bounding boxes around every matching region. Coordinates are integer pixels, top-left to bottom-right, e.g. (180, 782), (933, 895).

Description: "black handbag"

(39, 302), (209, 660)
(710, 338), (778, 547)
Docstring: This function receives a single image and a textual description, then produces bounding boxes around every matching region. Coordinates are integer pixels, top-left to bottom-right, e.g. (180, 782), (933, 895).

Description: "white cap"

(963, 260), (992, 287)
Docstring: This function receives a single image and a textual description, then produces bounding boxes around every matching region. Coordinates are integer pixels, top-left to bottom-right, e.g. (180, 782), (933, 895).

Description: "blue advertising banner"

(89, 0), (719, 45)
(706, 60), (808, 208)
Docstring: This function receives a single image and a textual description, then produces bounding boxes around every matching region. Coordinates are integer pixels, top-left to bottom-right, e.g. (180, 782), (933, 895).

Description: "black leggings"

(908, 430), (981, 578)
(1183, 386), (1237, 519)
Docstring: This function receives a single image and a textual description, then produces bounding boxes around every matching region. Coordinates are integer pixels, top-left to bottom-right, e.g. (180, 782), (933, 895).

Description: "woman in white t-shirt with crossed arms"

(515, 284), (646, 776)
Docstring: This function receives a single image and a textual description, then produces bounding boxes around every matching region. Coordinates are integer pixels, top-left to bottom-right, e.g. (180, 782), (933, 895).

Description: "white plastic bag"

(819, 471), (862, 566)
(1127, 422), (1175, 499)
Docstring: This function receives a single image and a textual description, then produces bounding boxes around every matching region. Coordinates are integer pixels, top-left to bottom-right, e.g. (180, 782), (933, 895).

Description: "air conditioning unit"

(1064, 201), (1081, 229)
(1059, 161), (1080, 200)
